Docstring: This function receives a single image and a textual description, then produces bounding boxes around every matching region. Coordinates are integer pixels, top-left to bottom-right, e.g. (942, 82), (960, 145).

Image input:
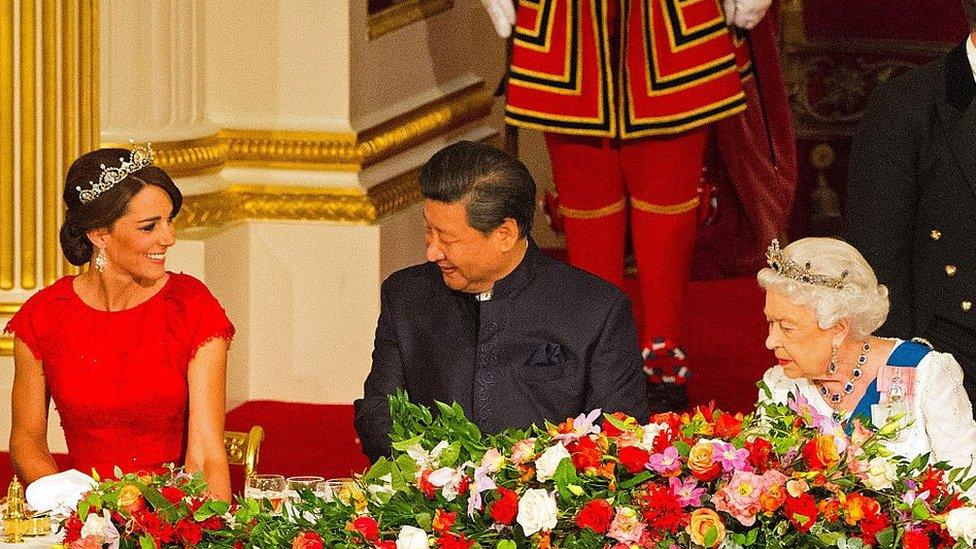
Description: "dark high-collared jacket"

(846, 39), (976, 400)
(354, 240), (650, 462)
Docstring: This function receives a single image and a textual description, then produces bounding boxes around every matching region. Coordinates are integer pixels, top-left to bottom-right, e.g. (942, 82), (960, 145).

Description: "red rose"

(745, 437), (773, 473)
(569, 436), (603, 471)
(201, 515), (225, 530)
(176, 518), (203, 546)
(902, 529), (930, 549)
(160, 485), (187, 505)
(63, 513), (83, 543)
(617, 445), (650, 474)
(714, 412), (743, 439)
(575, 498), (613, 534)
(858, 506), (891, 546)
(432, 509), (457, 534)
(436, 533), (475, 549)
(376, 542), (397, 549)
(350, 516), (380, 542)
(291, 531), (325, 549)
(489, 487), (519, 525)
(784, 494), (818, 533)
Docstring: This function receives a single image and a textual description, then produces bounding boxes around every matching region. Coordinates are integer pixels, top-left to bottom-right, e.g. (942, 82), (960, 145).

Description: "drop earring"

(827, 344), (838, 374)
(94, 248), (107, 273)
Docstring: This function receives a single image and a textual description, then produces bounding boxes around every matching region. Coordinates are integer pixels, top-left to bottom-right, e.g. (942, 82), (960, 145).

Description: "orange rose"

(803, 435), (840, 470)
(686, 508), (726, 548)
(843, 493), (880, 526)
(688, 441), (721, 481)
(117, 484), (145, 513)
(818, 498), (841, 522)
(759, 484), (787, 514)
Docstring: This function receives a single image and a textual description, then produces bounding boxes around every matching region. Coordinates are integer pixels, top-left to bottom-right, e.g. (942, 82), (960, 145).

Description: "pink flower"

(712, 441), (750, 473)
(607, 506), (645, 545)
(648, 446), (682, 475)
(668, 476), (705, 507)
(713, 471), (763, 526)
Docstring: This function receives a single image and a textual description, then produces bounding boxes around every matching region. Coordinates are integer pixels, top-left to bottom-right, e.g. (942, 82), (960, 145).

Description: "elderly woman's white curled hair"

(757, 237), (889, 340)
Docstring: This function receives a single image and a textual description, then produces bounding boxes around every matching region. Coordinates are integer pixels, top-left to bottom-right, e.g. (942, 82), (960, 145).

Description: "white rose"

(80, 509), (119, 545)
(535, 444), (571, 482)
(396, 525), (429, 549)
(947, 507), (976, 544)
(641, 423), (667, 450)
(863, 457), (898, 490)
(516, 488), (558, 536)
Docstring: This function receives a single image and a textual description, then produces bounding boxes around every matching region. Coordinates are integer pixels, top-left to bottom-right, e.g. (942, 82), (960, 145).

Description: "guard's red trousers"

(545, 128), (708, 346)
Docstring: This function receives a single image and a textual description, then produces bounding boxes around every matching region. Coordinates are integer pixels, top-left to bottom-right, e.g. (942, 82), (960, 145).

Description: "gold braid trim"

(630, 196), (700, 215)
(557, 198), (627, 220)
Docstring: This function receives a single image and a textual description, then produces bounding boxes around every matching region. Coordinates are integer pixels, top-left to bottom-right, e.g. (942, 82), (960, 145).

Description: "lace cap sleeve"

(2, 277), (72, 362)
(167, 274), (235, 358)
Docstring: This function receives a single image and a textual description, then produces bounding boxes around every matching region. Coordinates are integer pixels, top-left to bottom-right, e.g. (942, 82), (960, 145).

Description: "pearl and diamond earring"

(94, 248), (107, 273)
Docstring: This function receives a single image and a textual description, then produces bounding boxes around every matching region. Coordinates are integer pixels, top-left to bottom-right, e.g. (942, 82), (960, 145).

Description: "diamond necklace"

(819, 341), (870, 404)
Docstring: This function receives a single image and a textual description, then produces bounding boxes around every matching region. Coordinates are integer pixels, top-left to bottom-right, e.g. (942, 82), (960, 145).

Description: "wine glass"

(244, 474), (286, 511)
(315, 477), (354, 503)
(285, 476), (324, 501)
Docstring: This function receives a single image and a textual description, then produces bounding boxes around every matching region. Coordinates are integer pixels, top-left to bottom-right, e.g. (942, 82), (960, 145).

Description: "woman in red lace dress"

(4, 145), (235, 500)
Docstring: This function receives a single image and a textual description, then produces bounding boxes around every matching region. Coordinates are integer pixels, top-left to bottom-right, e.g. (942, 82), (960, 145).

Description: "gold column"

(0, 0), (15, 291)
(42, 0), (58, 285)
(20, 0), (38, 290)
(79, 0), (98, 151)
(61, 0), (79, 276)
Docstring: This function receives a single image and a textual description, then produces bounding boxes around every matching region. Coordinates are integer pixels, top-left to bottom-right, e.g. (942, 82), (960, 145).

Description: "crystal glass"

(315, 478), (353, 503)
(244, 474), (286, 511)
(285, 475), (324, 500)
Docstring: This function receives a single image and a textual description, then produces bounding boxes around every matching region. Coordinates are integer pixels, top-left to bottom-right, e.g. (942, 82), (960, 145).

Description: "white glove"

(722, 0), (772, 30)
(481, 0), (516, 38)
(25, 469), (97, 514)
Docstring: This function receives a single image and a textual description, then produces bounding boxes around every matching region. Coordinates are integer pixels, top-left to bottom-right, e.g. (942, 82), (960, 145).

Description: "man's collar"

(481, 238), (539, 300)
(967, 33), (976, 82)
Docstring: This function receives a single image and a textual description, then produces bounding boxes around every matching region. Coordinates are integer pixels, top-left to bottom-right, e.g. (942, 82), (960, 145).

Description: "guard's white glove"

(722, 0), (772, 30)
(481, 0), (517, 38)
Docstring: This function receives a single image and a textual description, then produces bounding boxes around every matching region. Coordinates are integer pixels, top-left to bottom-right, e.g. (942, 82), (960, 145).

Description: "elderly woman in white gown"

(757, 237), (976, 467)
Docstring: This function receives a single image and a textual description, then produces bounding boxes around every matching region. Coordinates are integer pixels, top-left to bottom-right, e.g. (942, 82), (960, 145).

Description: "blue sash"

(848, 340), (931, 431)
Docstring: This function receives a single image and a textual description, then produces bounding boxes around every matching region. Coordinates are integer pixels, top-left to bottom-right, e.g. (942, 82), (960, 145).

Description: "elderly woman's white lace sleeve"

(918, 351), (976, 468)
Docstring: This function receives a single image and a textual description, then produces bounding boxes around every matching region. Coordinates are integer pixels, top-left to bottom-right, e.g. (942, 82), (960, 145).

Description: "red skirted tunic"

(4, 273), (234, 479)
(505, 0), (750, 138)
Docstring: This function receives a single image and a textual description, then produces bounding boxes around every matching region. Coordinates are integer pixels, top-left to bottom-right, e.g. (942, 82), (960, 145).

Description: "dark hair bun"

(59, 215), (93, 266)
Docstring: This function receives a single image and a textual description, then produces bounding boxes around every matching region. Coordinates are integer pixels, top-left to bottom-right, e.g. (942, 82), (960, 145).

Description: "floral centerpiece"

(61, 388), (976, 548)
(60, 467), (230, 549)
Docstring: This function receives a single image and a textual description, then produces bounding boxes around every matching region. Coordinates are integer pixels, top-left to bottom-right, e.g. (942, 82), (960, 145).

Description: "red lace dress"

(4, 273), (234, 479)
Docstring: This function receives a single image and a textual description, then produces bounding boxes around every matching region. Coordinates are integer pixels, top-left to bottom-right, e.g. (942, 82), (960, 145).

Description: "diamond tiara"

(76, 143), (155, 204)
(765, 239), (848, 289)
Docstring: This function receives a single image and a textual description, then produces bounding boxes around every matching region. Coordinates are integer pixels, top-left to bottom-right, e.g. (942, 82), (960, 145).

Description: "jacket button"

(963, 301), (973, 312)
(931, 229), (942, 240)
(946, 265), (957, 276)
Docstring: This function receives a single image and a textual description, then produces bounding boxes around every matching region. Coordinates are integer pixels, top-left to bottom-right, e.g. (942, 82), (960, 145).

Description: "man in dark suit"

(354, 141), (651, 461)
(846, 4), (976, 404)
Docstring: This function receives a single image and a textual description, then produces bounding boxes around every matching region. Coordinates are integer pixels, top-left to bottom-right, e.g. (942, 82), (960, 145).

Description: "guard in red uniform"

(481, 0), (784, 403)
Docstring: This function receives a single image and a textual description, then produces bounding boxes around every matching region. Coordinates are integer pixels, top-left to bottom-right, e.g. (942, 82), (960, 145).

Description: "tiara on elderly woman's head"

(765, 239), (848, 289)
(76, 143), (155, 204)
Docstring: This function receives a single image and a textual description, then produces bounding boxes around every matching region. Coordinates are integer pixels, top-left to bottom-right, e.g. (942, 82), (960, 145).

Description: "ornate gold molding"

(103, 134), (229, 178)
(125, 83), (493, 178)
(368, 0), (454, 40)
(222, 82), (492, 171)
(176, 168), (422, 231)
